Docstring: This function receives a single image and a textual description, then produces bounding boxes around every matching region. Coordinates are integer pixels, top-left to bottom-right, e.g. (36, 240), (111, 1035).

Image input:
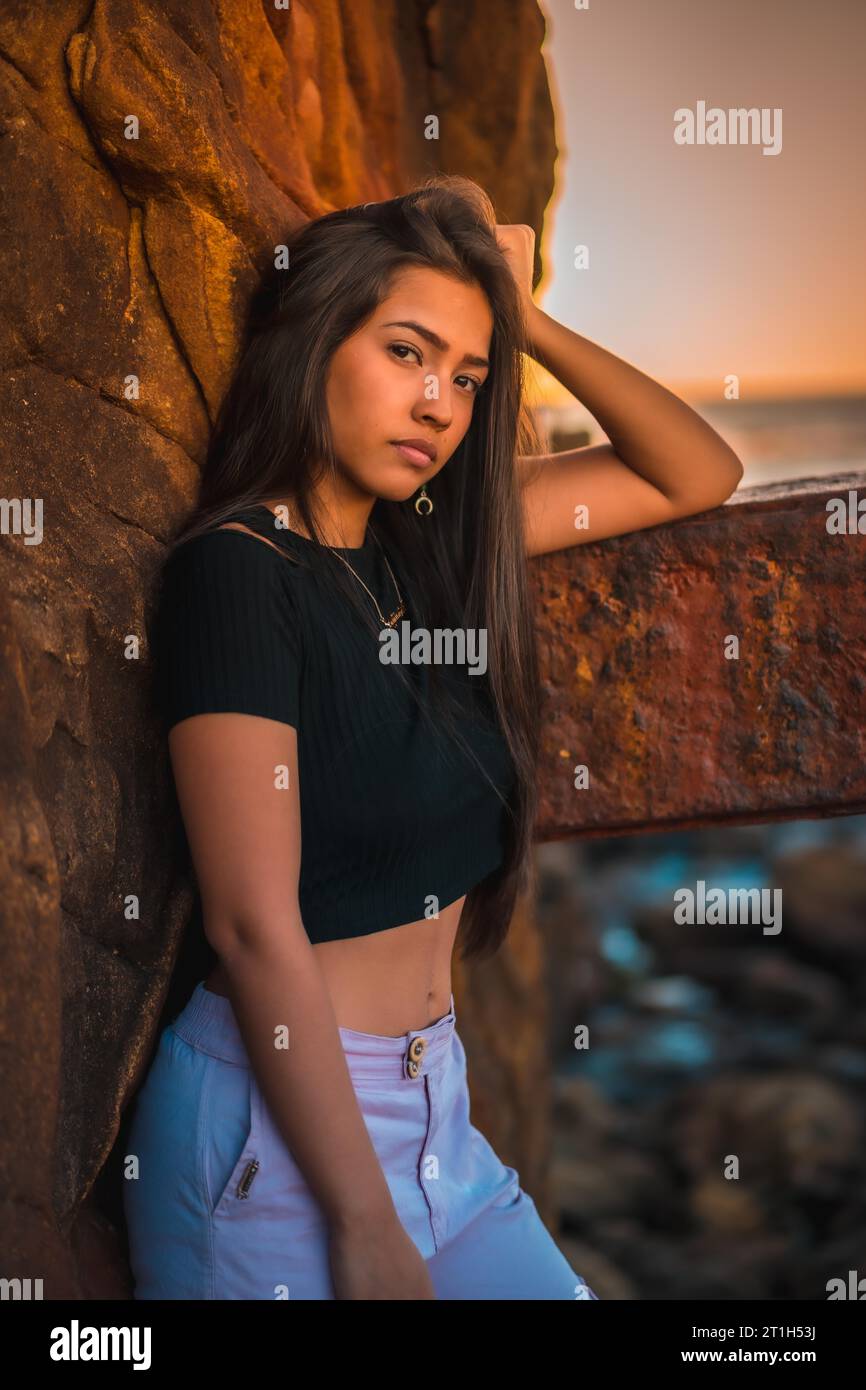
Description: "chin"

(359, 473), (429, 505)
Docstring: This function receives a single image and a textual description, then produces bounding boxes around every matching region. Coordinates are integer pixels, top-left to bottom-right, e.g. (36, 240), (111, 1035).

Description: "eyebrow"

(380, 320), (490, 370)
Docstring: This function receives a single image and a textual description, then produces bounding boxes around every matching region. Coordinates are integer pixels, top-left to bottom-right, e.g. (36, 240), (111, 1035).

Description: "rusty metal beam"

(532, 470), (866, 841)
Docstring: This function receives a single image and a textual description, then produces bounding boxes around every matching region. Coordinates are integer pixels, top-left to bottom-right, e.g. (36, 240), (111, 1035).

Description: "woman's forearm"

(525, 303), (743, 499)
(215, 925), (397, 1233)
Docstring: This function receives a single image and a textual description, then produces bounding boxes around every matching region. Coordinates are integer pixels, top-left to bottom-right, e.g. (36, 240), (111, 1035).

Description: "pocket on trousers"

(201, 1058), (262, 1218)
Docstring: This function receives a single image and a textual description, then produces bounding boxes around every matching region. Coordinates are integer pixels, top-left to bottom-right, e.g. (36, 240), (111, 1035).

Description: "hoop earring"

(414, 485), (433, 516)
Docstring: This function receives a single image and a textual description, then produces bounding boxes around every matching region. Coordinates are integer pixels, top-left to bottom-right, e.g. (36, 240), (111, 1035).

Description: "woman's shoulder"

(167, 513), (303, 561)
(153, 522), (307, 733)
(162, 518), (305, 585)
(157, 521), (309, 635)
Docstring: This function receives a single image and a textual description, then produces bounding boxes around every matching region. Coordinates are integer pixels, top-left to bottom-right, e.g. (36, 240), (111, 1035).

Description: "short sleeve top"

(153, 506), (516, 945)
(155, 525), (304, 733)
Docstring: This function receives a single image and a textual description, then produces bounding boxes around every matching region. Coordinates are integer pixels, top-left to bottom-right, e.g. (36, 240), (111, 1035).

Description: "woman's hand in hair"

(494, 223), (536, 312)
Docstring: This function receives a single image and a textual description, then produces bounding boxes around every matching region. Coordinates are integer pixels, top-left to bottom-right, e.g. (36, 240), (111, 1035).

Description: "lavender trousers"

(123, 981), (599, 1301)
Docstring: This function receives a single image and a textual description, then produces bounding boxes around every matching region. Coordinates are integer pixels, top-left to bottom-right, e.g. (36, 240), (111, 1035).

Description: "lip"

(390, 439), (437, 466)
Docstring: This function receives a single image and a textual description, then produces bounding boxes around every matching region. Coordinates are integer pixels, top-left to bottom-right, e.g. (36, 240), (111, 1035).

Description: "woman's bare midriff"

(202, 895), (466, 1037)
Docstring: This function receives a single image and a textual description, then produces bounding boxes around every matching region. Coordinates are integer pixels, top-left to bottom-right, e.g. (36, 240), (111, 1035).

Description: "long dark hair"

(168, 174), (545, 962)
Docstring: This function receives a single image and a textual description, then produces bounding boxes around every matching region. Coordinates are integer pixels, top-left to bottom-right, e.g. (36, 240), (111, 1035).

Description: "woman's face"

(323, 265), (493, 502)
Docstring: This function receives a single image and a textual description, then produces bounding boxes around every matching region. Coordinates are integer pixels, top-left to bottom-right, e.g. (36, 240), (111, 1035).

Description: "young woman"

(123, 176), (743, 1301)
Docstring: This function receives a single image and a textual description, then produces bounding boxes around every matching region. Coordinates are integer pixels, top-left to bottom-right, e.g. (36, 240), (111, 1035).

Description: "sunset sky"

(531, 0), (866, 409)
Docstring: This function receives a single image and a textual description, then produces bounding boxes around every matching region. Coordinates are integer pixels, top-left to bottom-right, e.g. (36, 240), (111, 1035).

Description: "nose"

(416, 376), (457, 431)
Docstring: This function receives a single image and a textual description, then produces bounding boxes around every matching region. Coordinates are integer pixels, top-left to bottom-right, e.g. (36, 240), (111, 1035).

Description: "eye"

(387, 343), (483, 396)
(388, 342), (421, 365)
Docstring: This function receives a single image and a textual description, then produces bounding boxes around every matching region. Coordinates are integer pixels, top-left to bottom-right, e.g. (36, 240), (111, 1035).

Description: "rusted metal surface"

(531, 471), (866, 841)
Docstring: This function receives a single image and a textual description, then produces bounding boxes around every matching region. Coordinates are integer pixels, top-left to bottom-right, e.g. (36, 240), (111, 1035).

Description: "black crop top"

(154, 505), (517, 946)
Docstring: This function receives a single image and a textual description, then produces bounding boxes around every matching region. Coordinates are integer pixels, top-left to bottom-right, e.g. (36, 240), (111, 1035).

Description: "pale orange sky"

(532, 0), (866, 407)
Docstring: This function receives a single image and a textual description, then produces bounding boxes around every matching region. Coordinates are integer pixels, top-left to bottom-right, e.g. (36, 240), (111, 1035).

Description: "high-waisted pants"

(123, 981), (599, 1300)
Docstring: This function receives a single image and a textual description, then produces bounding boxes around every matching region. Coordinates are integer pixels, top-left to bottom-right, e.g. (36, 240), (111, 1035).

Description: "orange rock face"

(0, 3), (556, 1295)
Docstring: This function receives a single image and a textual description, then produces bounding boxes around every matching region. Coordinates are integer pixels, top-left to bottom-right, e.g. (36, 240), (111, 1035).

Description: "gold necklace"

(329, 529), (406, 628)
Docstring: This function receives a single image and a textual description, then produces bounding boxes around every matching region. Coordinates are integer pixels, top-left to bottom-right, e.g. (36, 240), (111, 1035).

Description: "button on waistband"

(405, 1034), (428, 1079)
